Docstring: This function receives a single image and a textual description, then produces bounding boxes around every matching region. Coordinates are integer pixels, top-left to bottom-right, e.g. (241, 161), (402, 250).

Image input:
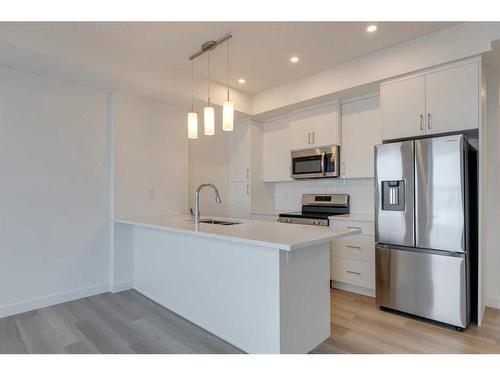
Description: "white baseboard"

(0, 283), (109, 319)
(486, 295), (500, 310)
(331, 280), (375, 298)
(112, 280), (134, 293)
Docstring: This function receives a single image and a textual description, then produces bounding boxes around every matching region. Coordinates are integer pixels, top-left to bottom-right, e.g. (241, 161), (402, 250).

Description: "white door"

(289, 110), (313, 150)
(341, 96), (381, 178)
(381, 75), (426, 141)
(228, 121), (250, 182)
(228, 181), (251, 219)
(425, 62), (479, 135)
(312, 103), (340, 146)
(263, 117), (292, 182)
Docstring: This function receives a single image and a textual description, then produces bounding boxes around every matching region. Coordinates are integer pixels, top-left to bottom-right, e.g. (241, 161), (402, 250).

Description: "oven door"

(291, 146), (338, 179)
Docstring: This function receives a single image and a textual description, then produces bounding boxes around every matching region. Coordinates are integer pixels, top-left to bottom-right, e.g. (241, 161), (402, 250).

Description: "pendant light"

(187, 60), (198, 139)
(222, 39), (234, 131)
(204, 51), (215, 136)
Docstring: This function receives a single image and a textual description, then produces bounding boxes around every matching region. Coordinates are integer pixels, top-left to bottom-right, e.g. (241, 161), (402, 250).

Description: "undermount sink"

(189, 218), (241, 225)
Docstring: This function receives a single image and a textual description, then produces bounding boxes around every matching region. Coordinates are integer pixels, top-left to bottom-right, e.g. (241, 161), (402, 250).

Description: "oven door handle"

(321, 152), (326, 175)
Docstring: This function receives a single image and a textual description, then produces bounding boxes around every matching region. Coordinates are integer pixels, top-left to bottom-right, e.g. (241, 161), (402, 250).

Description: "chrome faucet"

(194, 184), (222, 224)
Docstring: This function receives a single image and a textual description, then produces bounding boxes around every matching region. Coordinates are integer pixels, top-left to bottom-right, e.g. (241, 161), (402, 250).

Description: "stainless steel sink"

(189, 218), (241, 225)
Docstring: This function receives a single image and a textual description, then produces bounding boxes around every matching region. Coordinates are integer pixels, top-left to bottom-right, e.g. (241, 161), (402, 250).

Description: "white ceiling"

(0, 22), (459, 97)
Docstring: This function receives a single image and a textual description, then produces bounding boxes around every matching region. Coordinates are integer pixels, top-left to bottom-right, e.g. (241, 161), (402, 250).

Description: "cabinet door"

(263, 117), (292, 182)
(228, 181), (251, 219)
(228, 121), (250, 182)
(289, 110), (313, 150)
(381, 75), (426, 140)
(312, 103), (340, 146)
(341, 96), (381, 178)
(425, 62), (479, 135)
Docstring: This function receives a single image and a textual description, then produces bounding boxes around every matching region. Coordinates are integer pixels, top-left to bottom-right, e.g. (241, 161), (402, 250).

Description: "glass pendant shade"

(187, 112), (198, 139)
(222, 101), (234, 131)
(204, 106), (215, 135)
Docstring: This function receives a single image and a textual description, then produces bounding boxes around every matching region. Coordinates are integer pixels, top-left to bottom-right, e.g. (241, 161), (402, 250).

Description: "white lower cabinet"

(330, 218), (375, 297)
(330, 256), (375, 290)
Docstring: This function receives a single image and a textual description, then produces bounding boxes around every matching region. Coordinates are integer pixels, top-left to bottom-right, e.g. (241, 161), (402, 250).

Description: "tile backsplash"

(274, 178), (375, 214)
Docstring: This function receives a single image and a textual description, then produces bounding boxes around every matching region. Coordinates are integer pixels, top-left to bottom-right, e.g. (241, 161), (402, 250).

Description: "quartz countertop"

(114, 215), (360, 251)
(328, 213), (374, 222)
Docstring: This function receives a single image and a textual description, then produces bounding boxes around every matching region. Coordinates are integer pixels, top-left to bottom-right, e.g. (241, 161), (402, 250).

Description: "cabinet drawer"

(330, 220), (374, 236)
(330, 256), (375, 289)
(331, 234), (374, 262)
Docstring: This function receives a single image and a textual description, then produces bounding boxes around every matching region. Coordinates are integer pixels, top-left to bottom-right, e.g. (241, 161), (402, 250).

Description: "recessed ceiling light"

(238, 78), (246, 84)
(366, 24), (378, 33)
(290, 56), (299, 63)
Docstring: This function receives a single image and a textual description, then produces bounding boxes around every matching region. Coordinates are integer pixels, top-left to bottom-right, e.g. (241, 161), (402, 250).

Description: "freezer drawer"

(375, 245), (469, 328)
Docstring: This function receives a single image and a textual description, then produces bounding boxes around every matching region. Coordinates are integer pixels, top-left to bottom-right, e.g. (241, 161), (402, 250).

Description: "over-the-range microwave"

(291, 146), (339, 179)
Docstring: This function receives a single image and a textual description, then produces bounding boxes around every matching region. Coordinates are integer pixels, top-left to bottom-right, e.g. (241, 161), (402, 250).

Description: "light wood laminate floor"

(1, 288), (499, 354)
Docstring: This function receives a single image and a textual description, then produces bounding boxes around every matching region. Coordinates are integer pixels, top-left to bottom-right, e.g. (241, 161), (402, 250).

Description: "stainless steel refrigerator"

(375, 134), (477, 330)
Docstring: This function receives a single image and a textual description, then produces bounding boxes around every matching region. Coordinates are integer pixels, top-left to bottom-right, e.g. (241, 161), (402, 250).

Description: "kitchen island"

(113, 215), (360, 354)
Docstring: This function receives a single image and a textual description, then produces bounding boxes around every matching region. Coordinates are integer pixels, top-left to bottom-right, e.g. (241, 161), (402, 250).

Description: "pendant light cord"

(191, 60), (194, 112)
(226, 39), (230, 101)
(207, 51), (211, 106)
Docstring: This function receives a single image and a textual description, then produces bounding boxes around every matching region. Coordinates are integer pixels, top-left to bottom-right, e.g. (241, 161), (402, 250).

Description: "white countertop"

(328, 213), (374, 222)
(114, 215), (360, 251)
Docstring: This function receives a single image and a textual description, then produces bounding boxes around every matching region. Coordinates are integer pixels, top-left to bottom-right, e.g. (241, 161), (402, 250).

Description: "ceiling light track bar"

(189, 33), (233, 61)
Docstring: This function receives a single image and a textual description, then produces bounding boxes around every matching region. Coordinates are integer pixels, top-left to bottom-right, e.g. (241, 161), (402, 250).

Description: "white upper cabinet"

(381, 74), (426, 140)
(228, 181), (251, 219)
(341, 95), (381, 179)
(228, 120), (251, 182)
(381, 58), (480, 141)
(289, 110), (313, 150)
(425, 61), (479, 135)
(263, 117), (292, 182)
(289, 103), (340, 150)
(312, 103), (341, 147)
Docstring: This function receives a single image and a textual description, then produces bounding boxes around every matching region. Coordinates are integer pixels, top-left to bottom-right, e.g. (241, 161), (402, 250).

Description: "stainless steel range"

(277, 194), (350, 226)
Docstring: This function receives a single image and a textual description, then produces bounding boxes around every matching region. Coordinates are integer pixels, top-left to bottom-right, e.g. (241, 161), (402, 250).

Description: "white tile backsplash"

(274, 178), (374, 214)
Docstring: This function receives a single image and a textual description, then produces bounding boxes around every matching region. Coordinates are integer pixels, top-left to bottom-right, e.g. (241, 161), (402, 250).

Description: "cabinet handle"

(419, 114), (424, 131)
(246, 168), (250, 179)
(347, 270), (361, 275)
(347, 226), (361, 231)
(308, 132), (311, 144)
(312, 132), (315, 144)
(342, 162), (345, 176)
(427, 113), (431, 129)
(246, 184), (249, 195)
(347, 245), (361, 250)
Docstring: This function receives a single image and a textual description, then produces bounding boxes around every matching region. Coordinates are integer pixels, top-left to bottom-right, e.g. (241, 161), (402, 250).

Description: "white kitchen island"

(113, 215), (359, 354)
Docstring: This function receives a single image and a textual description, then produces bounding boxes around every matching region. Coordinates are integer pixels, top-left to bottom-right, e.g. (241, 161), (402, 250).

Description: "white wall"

(485, 72), (500, 309)
(0, 66), (110, 318)
(274, 178), (374, 214)
(112, 93), (189, 291)
(113, 93), (188, 218)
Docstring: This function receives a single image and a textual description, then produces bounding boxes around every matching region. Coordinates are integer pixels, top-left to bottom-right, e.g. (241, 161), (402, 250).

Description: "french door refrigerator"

(375, 134), (477, 330)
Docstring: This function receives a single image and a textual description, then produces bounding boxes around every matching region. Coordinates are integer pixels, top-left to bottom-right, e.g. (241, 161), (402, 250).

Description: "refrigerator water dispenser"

(382, 180), (405, 211)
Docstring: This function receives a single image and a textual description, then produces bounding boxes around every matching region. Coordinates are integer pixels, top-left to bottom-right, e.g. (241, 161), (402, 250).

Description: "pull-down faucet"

(194, 184), (222, 224)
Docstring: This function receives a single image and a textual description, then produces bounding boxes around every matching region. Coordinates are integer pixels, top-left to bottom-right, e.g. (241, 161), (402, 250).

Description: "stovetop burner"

(277, 194), (350, 226)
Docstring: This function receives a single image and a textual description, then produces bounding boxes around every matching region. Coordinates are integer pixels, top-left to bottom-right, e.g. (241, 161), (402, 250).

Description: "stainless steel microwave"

(291, 146), (339, 179)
